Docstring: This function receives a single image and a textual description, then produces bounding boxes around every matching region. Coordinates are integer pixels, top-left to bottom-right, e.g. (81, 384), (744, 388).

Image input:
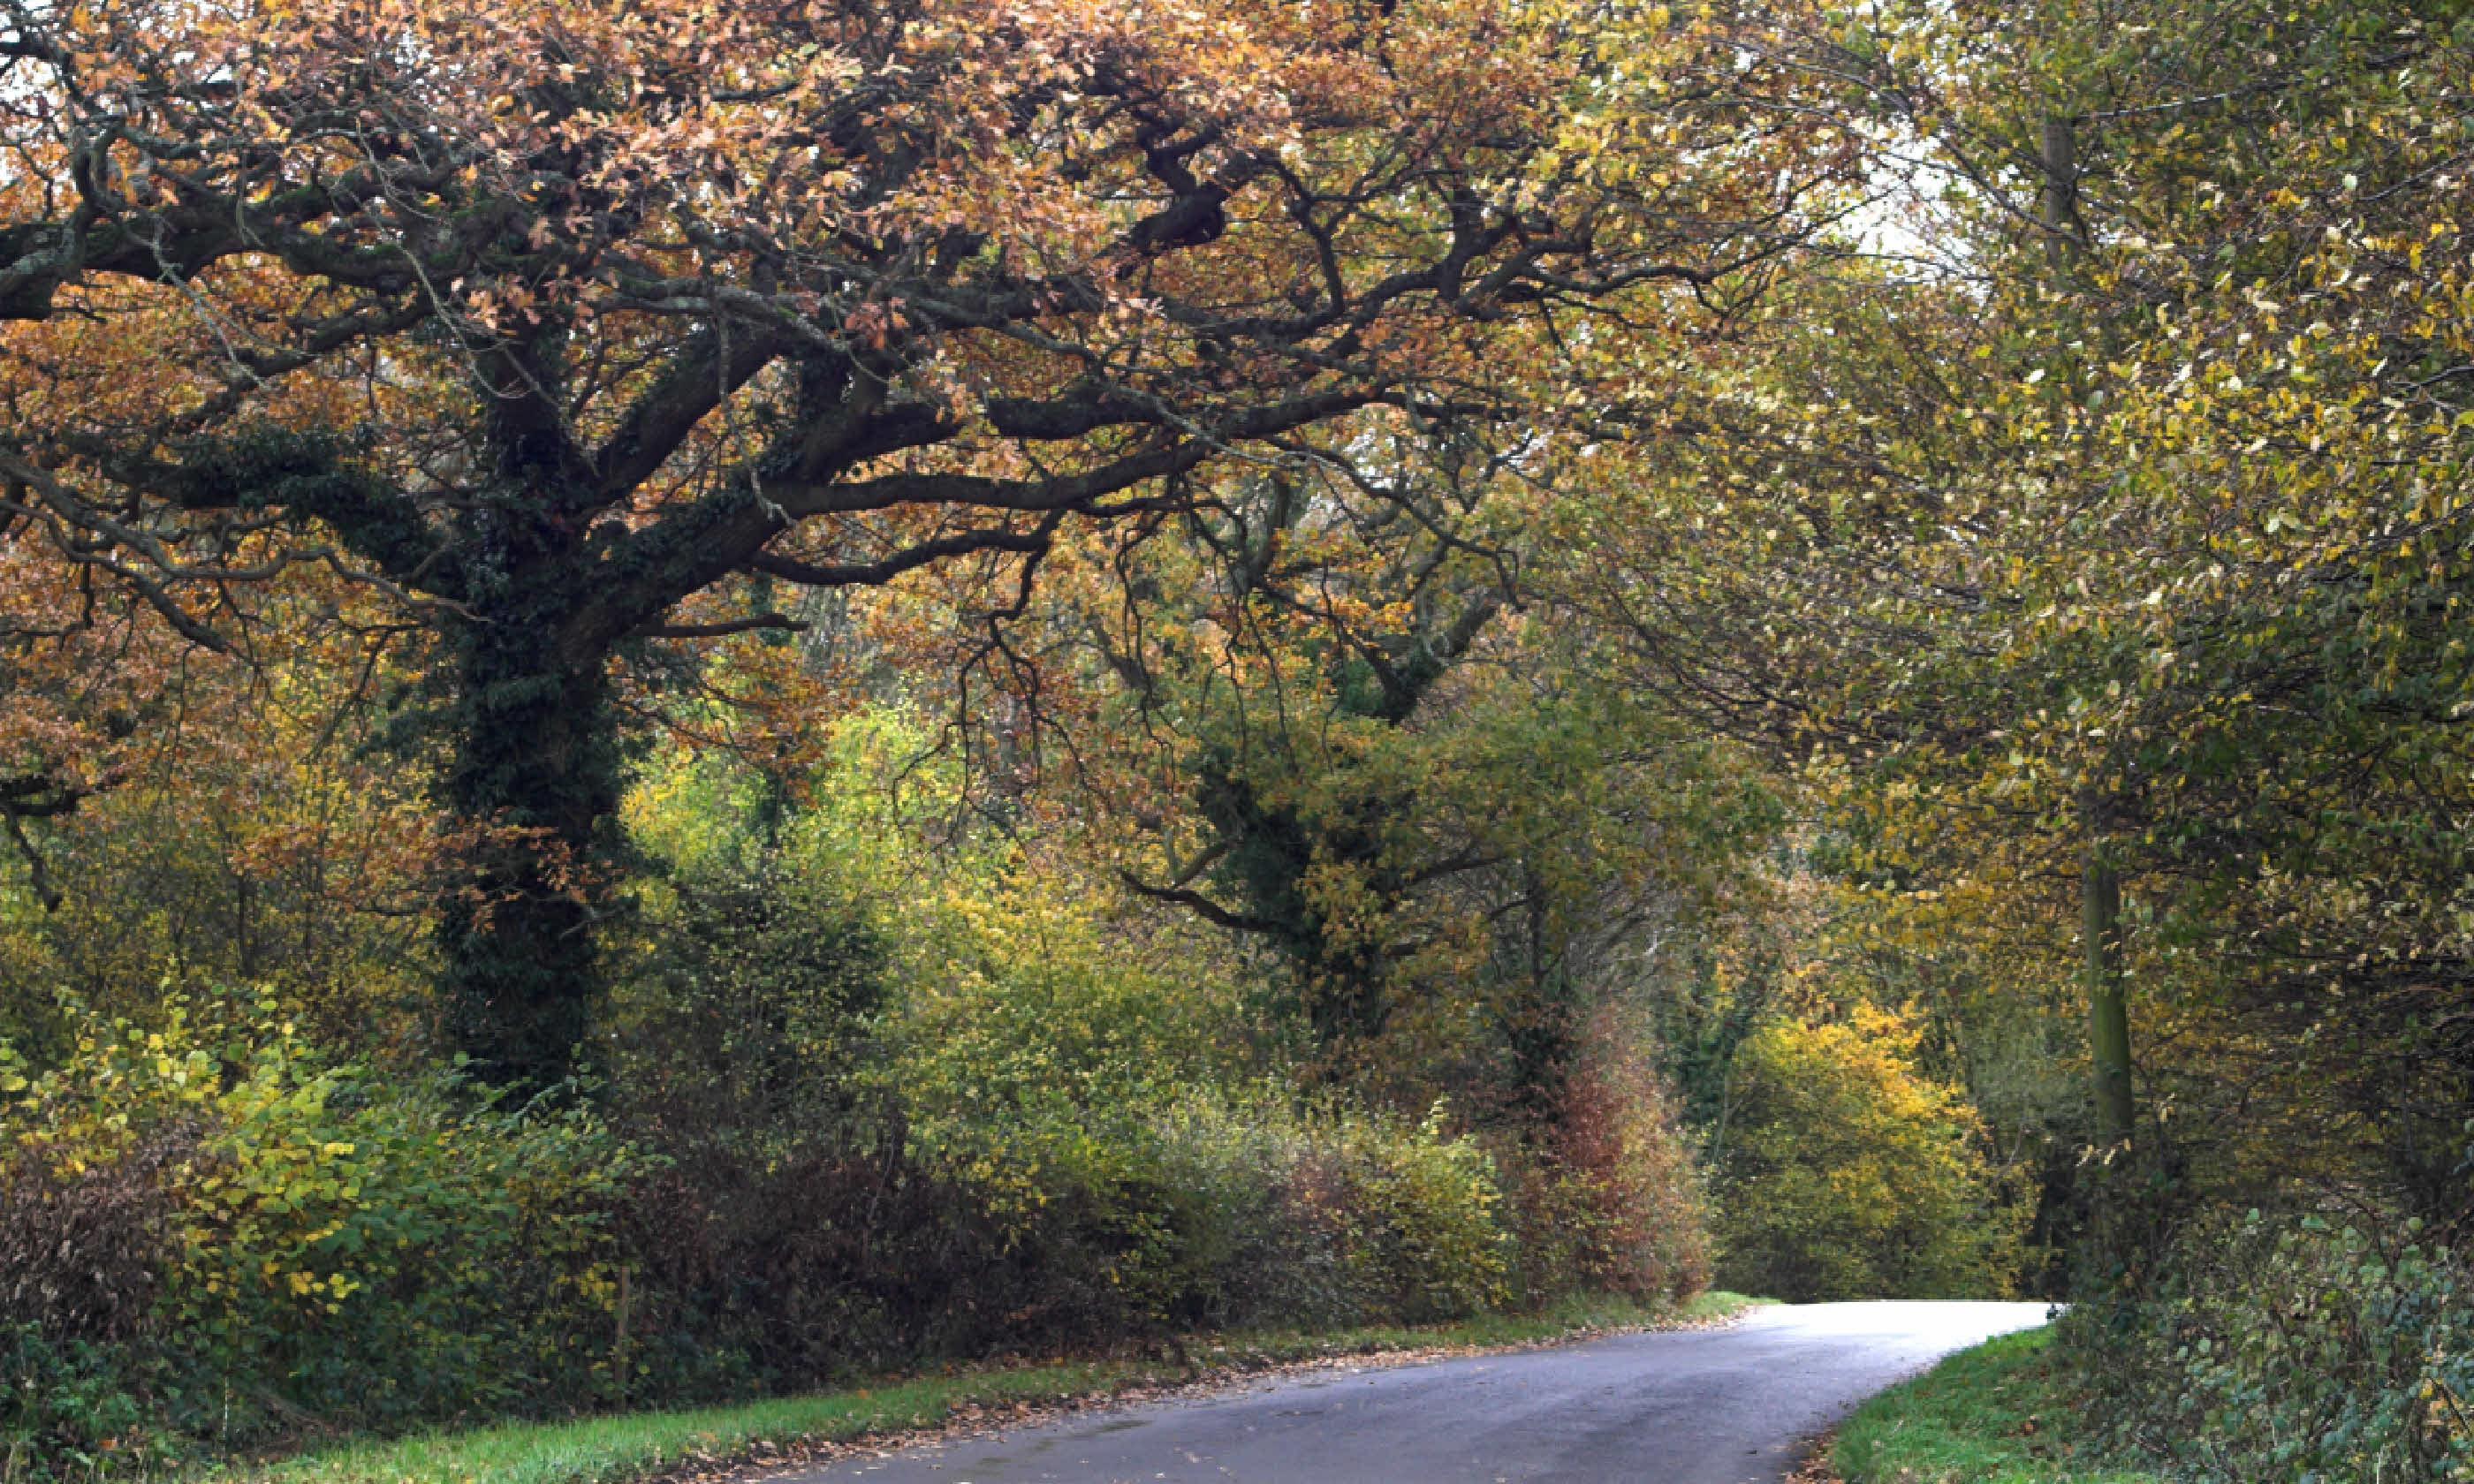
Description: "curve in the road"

(791, 1299), (2051, 1484)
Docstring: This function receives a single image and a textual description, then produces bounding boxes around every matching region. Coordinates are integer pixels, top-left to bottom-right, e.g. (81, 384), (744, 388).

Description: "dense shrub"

(596, 834), (1521, 1396)
(874, 857), (1516, 1330)
(2060, 1211), (2474, 1481)
(1503, 1030), (1711, 1305)
(0, 1132), (180, 1344)
(596, 841), (927, 1394)
(0, 996), (632, 1467)
(0, 988), (1676, 1474)
(611, 1114), (1006, 1394)
(605, 1083), (1518, 1395)
(1133, 1094), (1513, 1328)
(0, 1121), (187, 1475)
(0, 1324), (178, 1481)
(1711, 1005), (2026, 1301)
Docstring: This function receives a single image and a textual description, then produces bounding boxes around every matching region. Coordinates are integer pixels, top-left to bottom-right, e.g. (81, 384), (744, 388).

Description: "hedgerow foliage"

(2054, 1204), (2474, 1482)
(1504, 1026), (1711, 1306)
(594, 732), (1655, 1382)
(0, 996), (630, 1467)
(0, 989), (1544, 1475)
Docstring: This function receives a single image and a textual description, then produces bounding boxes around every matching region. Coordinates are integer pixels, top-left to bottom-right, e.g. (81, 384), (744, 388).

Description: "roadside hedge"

(1, 983), (1700, 1478)
(2060, 1210), (2474, 1481)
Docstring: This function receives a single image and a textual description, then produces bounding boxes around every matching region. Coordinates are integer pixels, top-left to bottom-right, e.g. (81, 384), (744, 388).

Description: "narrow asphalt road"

(796, 1300), (2051, 1484)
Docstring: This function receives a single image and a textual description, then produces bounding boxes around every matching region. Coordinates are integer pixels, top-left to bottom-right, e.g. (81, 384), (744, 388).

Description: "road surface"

(793, 1299), (2051, 1484)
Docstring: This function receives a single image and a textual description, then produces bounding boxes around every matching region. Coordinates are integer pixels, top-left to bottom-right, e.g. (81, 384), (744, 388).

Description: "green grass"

(1832, 1328), (2164, 1484)
(231, 1291), (1770, 1484)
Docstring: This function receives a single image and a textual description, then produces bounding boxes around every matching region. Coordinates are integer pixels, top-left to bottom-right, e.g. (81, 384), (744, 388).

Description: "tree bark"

(433, 375), (627, 1091)
(436, 610), (624, 1092)
(2045, 112), (2134, 1143)
(2040, 113), (2079, 267)
(2083, 839), (2134, 1143)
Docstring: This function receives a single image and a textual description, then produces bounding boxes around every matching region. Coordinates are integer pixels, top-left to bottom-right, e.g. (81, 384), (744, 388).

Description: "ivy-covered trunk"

(435, 595), (626, 1091)
(432, 405), (633, 1091)
(436, 596), (626, 1090)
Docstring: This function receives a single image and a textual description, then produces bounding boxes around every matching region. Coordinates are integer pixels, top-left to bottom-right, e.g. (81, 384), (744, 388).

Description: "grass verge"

(231, 1291), (1768, 1484)
(1829, 1327), (2163, 1484)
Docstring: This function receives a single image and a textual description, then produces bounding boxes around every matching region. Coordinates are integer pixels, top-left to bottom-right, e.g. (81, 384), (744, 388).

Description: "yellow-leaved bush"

(1712, 1005), (2027, 1301)
(0, 993), (634, 1450)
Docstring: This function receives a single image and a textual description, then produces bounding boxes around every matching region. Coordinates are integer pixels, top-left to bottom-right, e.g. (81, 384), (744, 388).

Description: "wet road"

(793, 1300), (2052, 1484)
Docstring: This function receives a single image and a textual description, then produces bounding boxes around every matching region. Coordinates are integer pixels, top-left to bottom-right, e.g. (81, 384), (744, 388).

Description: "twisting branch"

(634, 613), (810, 640)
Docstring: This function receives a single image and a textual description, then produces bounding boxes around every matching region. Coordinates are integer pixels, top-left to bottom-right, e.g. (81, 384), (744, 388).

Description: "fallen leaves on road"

(1782, 1429), (1844, 1484)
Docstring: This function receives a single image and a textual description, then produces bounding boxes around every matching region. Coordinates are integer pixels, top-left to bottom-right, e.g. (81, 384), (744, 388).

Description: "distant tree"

(1714, 1004), (2026, 1301)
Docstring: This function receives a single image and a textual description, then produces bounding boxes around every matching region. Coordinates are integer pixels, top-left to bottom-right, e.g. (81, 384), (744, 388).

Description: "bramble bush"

(2060, 1208), (2474, 1481)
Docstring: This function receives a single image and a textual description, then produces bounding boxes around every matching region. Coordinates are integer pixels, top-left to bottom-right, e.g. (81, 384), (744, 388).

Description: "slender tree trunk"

(2083, 837), (2134, 1142)
(2045, 112), (2135, 1142)
(2040, 113), (2077, 267)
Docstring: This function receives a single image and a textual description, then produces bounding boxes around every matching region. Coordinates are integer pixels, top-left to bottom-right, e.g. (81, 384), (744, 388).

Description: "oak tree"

(0, 0), (1835, 1086)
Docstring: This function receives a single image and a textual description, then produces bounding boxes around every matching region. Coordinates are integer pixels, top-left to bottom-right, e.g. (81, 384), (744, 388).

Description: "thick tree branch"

(746, 514), (1064, 590)
(634, 613), (809, 640)
(590, 324), (790, 506)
